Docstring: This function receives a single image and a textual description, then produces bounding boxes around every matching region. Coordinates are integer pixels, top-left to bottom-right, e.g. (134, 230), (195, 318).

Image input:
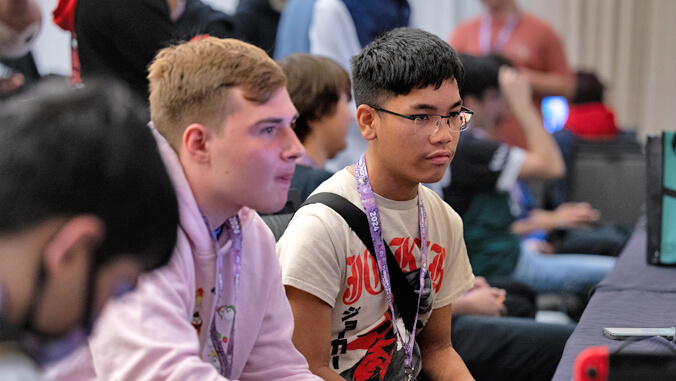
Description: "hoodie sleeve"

(87, 235), (230, 381)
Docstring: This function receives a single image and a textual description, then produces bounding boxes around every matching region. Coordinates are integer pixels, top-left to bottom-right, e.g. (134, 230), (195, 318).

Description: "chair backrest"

(260, 213), (294, 242)
(259, 188), (301, 241)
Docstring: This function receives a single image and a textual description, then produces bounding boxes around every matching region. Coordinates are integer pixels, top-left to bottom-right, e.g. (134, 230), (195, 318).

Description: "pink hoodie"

(46, 127), (318, 380)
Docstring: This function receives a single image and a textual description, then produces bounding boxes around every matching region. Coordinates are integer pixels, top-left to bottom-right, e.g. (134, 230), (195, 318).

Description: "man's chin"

(252, 197), (288, 215)
(418, 168), (447, 185)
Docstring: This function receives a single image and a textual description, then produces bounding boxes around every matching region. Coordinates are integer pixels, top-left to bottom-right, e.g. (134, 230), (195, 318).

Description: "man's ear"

(42, 215), (105, 282)
(356, 105), (377, 141)
(182, 123), (212, 164)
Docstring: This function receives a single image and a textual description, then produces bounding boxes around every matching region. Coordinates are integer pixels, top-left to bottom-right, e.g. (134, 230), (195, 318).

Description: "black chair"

(258, 188), (301, 241)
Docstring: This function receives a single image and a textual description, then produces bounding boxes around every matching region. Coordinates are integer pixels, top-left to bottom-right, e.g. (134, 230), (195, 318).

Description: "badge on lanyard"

(354, 153), (429, 376)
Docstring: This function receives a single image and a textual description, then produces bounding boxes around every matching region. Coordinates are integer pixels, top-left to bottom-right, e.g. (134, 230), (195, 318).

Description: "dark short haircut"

(0, 78), (178, 271)
(573, 71), (605, 104)
(277, 53), (351, 143)
(458, 53), (513, 100)
(351, 27), (465, 107)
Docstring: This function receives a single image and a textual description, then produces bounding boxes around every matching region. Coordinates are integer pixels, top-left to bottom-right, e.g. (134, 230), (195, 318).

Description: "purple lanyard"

(203, 214), (243, 378)
(354, 154), (428, 377)
(479, 12), (519, 55)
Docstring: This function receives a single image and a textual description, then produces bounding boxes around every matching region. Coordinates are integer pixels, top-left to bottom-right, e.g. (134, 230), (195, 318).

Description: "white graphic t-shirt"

(277, 169), (474, 380)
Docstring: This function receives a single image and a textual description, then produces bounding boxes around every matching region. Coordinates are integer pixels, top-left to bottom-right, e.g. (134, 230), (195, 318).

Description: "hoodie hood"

(53, 0), (78, 33)
(564, 102), (619, 139)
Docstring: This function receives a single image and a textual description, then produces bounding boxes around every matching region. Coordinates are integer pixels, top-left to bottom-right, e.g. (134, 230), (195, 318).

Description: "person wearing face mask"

(0, 78), (178, 378)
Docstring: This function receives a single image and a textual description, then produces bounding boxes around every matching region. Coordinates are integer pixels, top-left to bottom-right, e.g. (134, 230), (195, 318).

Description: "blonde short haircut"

(148, 37), (287, 148)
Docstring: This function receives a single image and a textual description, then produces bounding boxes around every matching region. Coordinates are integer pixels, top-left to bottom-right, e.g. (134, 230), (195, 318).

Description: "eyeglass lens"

(413, 112), (471, 135)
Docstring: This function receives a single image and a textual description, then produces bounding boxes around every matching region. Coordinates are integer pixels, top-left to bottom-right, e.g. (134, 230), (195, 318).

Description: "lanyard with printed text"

(204, 214), (243, 378)
(354, 153), (428, 379)
(479, 12), (520, 55)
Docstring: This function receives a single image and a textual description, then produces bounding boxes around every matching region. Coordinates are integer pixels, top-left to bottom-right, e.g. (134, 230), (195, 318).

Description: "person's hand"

(498, 66), (533, 111)
(0, 72), (23, 94)
(468, 276), (490, 292)
(460, 287), (507, 317)
(526, 203), (600, 232)
(551, 202), (600, 228)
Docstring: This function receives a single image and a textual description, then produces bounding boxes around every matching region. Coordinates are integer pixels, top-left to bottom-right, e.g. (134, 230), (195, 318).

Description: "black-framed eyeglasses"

(370, 105), (473, 135)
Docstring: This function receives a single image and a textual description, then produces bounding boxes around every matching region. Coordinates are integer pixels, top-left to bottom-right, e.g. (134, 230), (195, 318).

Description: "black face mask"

(16, 256), (99, 366)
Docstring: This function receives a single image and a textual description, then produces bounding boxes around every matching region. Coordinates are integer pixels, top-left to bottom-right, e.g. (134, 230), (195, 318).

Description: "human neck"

(181, 157), (239, 232)
(354, 149), (419, 202)
(488, 1), (519, 19)
(302, 133), (328, 169)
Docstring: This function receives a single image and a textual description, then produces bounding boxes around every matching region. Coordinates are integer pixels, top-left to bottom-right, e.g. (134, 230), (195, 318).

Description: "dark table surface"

(552, 218), (676, 381)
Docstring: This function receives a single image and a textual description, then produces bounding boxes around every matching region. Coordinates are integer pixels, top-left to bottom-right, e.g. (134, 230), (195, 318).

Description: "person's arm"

(521, 68), (576, 100)
(277, 209), (346, 380)
(510, 202), (600, 235)
(238, 221), (322, 380)
(417, 304), (474, 380)
(452, 287), (507, 317)
(499, 66), (565, 180)
(521, 22), (575, 100)
(285, 286), (345, 381)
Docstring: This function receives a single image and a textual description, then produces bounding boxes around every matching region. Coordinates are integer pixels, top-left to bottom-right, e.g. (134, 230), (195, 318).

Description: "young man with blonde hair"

(51, 37), (321, 380)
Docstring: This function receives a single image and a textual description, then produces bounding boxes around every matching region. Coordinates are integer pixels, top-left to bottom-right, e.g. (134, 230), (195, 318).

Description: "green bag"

(646, 131), (676, 265)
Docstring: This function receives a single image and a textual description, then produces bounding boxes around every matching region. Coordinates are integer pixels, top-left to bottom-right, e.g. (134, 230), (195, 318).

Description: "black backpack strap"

(302, 192), (417, 332)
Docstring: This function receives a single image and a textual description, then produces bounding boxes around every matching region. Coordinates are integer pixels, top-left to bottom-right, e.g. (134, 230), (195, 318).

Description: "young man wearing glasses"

(277, 28), (475, 380)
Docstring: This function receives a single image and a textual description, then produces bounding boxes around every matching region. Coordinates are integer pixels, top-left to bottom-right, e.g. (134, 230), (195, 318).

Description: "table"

(552, 218), (676, 380)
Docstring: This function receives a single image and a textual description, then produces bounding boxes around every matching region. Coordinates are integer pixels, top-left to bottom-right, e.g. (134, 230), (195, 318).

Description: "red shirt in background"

(449, 12), (571, 148)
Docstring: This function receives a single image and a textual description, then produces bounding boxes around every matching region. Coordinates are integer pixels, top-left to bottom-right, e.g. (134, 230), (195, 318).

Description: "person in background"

(49, 36), (322, 381)
(275, 0), (411, 175)
(235, 0), (285, 56)
(277, 27), (475, 380)
(443, 53), (614, 297)
(53, 0), (236, 101)
(277, 53), (354, 201)
(548, 71), (620, 206)
(0, 78), (178, 378)
(563, 71), (618, 140)
(449, 0), (575, 148)
(0, 0), (42, 97)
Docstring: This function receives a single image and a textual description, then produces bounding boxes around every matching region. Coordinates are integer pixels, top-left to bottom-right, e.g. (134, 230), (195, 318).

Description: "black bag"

(646, 132), (676, 266)
(302, 192), (418, 332)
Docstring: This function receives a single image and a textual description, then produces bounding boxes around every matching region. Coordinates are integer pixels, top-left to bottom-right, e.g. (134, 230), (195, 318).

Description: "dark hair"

(350, 27), (465, 107)
(573, 71), (605, 104)
(277, 54), (352, 143)
(458, 54), (513, 100)
(0, 78), (178, 271)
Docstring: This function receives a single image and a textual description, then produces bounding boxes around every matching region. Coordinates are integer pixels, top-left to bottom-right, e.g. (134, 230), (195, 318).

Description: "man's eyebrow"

(251, 114), (299, 126)
(252, 117), (284, 125)
(446, 100), (463, 113)
(410, 100), (463, 113)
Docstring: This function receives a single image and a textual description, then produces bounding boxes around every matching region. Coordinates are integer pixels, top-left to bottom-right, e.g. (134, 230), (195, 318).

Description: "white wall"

(409, 0), (483, 40)
(33, 0), (70, 76)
